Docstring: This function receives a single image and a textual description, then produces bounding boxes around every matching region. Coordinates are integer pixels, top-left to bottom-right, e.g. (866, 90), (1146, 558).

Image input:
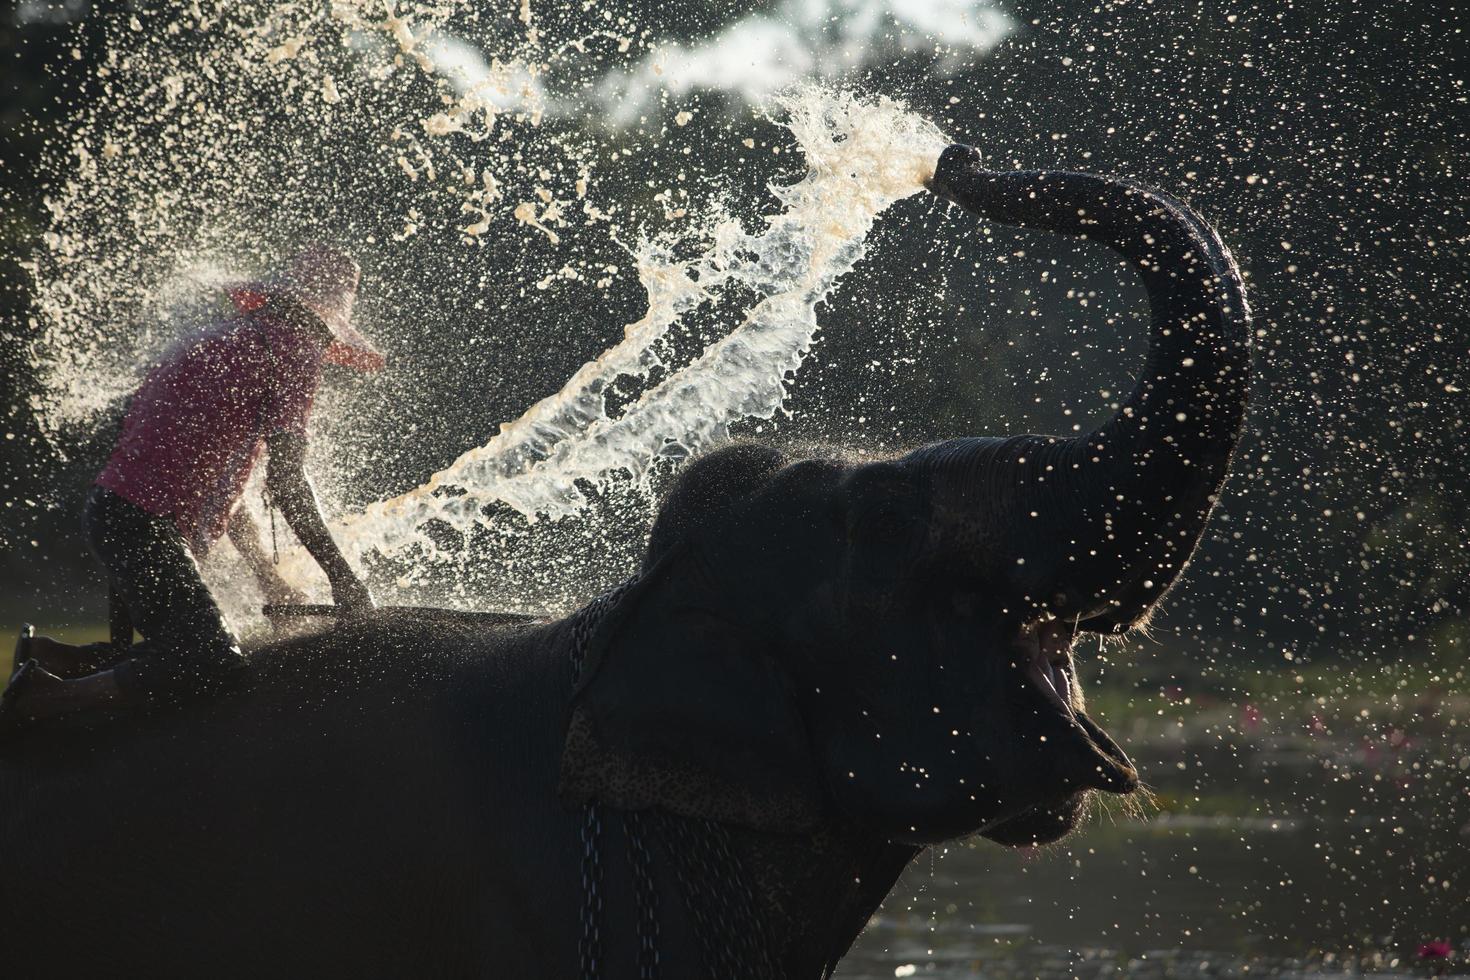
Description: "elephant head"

(560, 146), (1250, 848)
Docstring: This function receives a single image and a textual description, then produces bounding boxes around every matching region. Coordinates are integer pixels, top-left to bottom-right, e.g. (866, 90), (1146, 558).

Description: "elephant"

(0, 144), (1249, 978)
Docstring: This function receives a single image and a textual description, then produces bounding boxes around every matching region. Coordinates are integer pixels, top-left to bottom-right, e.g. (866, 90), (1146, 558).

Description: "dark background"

(1, 0), (1465, 667)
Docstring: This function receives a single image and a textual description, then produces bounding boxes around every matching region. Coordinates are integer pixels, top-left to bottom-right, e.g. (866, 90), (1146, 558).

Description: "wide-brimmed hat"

(230, 244), (385, 372)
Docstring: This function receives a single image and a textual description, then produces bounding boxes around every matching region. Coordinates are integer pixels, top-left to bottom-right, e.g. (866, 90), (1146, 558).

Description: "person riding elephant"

(5, 245), (383, 726)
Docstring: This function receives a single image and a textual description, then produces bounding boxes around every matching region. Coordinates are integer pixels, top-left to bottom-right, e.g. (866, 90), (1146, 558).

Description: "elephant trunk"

(915, 146), (1252, 630)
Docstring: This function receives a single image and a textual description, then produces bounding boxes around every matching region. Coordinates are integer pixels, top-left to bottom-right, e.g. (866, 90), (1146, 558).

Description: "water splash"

(23, 0), (951, 609)
(339, 89), (947, 562)
(24, 0), (566, 446)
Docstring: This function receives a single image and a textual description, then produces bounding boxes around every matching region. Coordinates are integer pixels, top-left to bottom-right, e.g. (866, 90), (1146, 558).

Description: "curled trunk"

(914, 146), (1252, 630)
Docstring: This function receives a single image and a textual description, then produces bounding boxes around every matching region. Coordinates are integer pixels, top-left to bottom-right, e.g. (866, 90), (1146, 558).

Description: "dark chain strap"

(624, 810), (660, 979)
(571, 581), (629, 980)
(651, 811), (775, 978)
(570, 579), (770, 980)
(648, 812), (720, 972)
(705, 818), (776, 973)
(569, 580), (634, 686)
(579, 802), (605, 978)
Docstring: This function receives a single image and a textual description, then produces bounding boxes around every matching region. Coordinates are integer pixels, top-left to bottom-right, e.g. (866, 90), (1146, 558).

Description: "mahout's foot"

(25, 635), (120, 678)
(11, 625), (128, 680)
(10, 625), (34, 684)
(0, 663), (130, 732)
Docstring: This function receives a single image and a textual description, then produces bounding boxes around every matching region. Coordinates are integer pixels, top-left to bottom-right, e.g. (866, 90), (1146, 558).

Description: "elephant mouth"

(969, 619), (1137, 848)
(978, 793), (1089, 847)
(977, 712), (1134, 847)
(1022, 618), (1077, 713)
(1069, 710), (1139, 795)
(1013, 619), (1136, 792)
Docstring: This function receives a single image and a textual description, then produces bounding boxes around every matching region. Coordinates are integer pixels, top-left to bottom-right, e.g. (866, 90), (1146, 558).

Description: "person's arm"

(226, 506), (306, 606)
(264, 431), (374, 610)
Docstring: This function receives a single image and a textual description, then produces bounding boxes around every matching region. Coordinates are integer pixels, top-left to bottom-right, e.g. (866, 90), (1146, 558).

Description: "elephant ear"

(558, 553), (825, 834)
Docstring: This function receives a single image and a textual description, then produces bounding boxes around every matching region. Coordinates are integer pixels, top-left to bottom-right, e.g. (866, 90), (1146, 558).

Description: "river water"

(845, 669), (1470, 978)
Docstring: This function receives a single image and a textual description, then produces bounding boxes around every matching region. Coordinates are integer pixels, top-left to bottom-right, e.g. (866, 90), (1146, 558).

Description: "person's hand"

(330, 570), (375, 613)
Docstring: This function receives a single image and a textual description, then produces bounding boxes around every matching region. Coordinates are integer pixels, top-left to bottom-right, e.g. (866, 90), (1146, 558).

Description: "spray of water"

(344, 89), (947, 559)
(25, 0), (950, 612)
(25, 0), (570, 445)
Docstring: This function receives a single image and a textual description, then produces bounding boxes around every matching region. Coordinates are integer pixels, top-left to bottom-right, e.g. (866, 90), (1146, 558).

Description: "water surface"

(844, 670), (1470, 978)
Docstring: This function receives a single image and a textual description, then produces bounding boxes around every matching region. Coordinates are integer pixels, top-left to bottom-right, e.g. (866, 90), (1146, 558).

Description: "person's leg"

(7, 489), (245, 723)
(87, 488), (246, 701)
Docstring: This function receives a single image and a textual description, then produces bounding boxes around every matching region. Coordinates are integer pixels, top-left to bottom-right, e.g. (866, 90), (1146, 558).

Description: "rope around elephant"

(568, 580), (778, 980)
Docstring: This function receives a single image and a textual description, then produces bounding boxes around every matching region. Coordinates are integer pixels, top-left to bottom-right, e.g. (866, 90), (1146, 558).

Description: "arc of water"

(329, 89), (948, 568)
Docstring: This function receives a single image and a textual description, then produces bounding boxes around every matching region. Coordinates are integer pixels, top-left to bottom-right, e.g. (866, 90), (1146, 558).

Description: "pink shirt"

(96, 311), (325, 552)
